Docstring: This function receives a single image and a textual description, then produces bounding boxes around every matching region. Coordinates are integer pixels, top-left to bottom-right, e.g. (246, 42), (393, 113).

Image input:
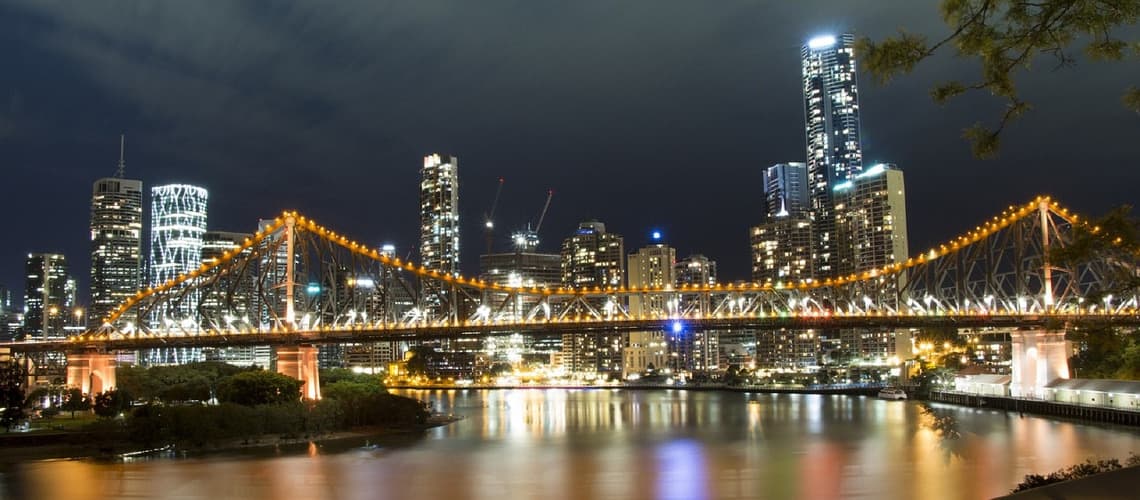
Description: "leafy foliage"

(1068, 326), (1140, 379)
(858, 0), (1140, 158)
(1011, 457), (1128, 493)
(217, 370), (303, 406)
(61, 387), (91, 418)
(0, 361), (28, 431)
(93, 389), (133, 418)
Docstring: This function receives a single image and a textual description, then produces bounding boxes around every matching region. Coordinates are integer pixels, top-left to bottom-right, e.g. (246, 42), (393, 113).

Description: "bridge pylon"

(1009, 328), (1070, 398)
(275, 344), (320, 400)
(66, 350), (116, 395)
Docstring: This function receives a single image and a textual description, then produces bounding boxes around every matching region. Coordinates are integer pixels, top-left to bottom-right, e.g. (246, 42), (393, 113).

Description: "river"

(3, 389), (1139, 499)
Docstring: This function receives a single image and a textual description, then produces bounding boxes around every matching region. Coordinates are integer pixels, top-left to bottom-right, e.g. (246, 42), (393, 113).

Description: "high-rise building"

(419, 153), (460, 319)
(149, 184), (209, 293)
(833, 163), (909, 276)
(622, 330), (668, 379)
(88, 137), (143, 328)
(764, 162), (810, 218)
(23, 253), (76, 339)
(0, 285), (11, 340)
(675, 254), (717, 287)
(199, 230), (254, 325)
(803, 33), (863, 278)
(560, 221), (624, 289)
(146, 184), (207, 365)
(751, 218), (813, 284)
(560, 221), (625, 378)
(627, 241), (676, 316)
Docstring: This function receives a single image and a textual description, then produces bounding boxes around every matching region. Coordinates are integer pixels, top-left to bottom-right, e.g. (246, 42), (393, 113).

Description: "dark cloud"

(0, 0), (1137, 304)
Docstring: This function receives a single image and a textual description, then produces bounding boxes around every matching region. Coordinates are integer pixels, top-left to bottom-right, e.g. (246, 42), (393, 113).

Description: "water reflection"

(3, 389), (1139, 499)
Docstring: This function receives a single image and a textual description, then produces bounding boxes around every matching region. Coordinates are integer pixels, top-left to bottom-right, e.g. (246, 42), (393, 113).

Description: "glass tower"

(88, 139), (143, 329)
(802, 33), (863, 277)
(23, 253), (76, 339)
(763, 162), (810, 219)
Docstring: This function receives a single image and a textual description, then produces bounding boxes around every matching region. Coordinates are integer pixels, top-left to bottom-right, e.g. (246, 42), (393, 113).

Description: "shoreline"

(389, 383), (884, 395)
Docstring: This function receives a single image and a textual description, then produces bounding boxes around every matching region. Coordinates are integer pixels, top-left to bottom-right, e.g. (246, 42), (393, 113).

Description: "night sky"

(1, 1), (1137, 307)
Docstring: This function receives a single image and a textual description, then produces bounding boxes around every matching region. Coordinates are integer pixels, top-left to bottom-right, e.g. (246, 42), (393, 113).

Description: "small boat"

(878, 388), (908, 400)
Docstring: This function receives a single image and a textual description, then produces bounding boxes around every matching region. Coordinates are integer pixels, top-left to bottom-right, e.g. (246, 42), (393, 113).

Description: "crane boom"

(484, 177), (505, 254)
(534, 189), (554, 233)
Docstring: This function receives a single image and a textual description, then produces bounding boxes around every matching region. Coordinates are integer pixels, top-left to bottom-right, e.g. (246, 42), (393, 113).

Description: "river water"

(4, 389), (1140, 499)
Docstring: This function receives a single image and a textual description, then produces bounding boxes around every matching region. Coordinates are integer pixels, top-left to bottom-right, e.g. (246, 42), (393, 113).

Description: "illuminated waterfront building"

(199, 230), (270, 367)
(23, 253), (76, 339)
(802, 33), (863, 278)
(675, 254), (717, 287)
(88, 137), (143, 328)
(419, 153), (460, 319)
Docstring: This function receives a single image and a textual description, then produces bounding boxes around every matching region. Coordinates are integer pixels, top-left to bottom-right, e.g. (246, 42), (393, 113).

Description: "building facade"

(764, 162), (810, 219)
(419, 153), (460, 319)
(833, 163), (909, 276)
(751, 218), (813, 284)
(88, 171), (143, 329)
(627, 243), (676, 316)
(802, 33), (864, 278)
(149, 184), (208, 312)
(675, 254), (717, 287)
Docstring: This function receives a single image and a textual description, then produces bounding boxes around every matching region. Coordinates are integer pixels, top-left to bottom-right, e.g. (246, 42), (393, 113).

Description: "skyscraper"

(803, 33), (863, 277)
(88, 136), (143, 328)
(23, 253), (76, 339)
(419, 153), (460, 319)
(149, 184), (208, 318)
(675, 254), (717, 288)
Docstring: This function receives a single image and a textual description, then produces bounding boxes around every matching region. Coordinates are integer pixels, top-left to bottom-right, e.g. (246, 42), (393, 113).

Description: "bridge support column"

(276, 345), (320, 400)
(66, 351), (116, 395)
(1010, 329), (1070, 398)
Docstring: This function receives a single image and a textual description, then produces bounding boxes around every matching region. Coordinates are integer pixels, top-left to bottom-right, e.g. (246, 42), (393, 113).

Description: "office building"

(622, 330), (668, 379)
(803, 33), (864, 277)
(88, 138), (144, 329)
(149, 184), (208, 313)
(23, 253), (76, 339)
(419, 153), (460, 319)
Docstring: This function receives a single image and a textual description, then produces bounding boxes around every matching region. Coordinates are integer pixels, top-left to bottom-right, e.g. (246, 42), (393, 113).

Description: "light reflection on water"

(3, 389), (1139, 499)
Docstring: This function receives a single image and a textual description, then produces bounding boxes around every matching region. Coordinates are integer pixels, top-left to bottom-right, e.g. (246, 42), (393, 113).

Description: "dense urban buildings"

(802, 33), (864, 278)
(23, 253), (76, 339)
(675, 254), (717, 287)
(627, 240), (676, 316)
(87, 138), (143, 329)
(419, 153), (460, 319)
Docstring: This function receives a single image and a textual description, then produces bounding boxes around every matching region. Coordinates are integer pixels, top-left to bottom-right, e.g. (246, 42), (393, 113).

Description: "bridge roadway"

(3, 313), (1139, 353)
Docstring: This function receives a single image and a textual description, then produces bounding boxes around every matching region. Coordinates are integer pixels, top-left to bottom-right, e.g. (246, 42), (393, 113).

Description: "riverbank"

(930, 390), (1140, 427)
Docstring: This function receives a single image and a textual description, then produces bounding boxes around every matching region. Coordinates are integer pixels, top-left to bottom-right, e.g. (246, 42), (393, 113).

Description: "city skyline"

(1, 1), (1137, 309)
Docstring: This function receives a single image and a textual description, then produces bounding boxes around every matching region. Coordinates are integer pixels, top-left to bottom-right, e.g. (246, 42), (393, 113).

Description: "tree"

(60, 388), (91, 418)
(217, 370), (303, 406)
(93, 389), (133, 418)
(0, 361), (28, 432)
(858, 1), (1140, 157)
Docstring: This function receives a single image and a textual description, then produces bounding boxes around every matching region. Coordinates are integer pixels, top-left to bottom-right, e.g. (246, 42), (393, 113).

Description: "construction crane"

(512, 189), (554, 252)
(484, 177), (505, 255)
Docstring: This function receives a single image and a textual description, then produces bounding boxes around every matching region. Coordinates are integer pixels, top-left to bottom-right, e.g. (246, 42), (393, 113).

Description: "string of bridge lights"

(92, 195), (1115, 340)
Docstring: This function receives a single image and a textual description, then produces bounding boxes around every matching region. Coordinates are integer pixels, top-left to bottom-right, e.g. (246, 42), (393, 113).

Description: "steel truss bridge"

(1, 196), (1138, 355)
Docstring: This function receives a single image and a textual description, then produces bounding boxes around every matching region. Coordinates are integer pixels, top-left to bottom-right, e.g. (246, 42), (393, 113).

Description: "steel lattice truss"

(41, 196), (1133, 351)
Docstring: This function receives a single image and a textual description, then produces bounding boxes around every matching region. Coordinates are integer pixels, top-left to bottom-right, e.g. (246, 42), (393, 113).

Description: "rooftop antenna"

(115, 134), (126, 178)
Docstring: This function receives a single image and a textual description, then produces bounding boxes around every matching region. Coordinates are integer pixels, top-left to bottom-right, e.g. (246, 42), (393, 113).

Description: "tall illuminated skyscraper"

(23, 253), (76, 339)
(802, 33), (863, 277)
(833, 163), (909, 275)
(89, 135), (143, 328)
(419, 153), (460, 318)
(148, 184), (208, 317)
(764, 162), (810, 219)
